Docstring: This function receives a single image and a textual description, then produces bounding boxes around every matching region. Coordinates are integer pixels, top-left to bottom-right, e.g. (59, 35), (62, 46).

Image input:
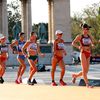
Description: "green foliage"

(71, 2), (100, 55)
(71, 14), (82, 39)
(7, 0), (21, 42)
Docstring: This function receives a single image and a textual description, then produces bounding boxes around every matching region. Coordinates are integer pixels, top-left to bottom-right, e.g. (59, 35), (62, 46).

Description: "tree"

(71, 2), (100, 55)
(7, 0), (21, 42)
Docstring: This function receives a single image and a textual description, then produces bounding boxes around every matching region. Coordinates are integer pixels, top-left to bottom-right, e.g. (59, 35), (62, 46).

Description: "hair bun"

(80, 23), (91, 29)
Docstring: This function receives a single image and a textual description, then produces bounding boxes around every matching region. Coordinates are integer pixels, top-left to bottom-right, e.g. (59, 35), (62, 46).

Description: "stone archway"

(0, 0), (72, 64)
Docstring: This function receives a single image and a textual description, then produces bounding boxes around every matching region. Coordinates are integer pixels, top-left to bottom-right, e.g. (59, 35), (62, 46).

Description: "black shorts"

(28, 55), (38, 61)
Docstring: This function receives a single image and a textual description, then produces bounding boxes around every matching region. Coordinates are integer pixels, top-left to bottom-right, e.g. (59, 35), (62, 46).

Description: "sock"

(52, 80), (54, 82)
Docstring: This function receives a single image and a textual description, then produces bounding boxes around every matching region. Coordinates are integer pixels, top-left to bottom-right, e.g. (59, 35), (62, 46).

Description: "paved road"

(4, 63), (100, 86)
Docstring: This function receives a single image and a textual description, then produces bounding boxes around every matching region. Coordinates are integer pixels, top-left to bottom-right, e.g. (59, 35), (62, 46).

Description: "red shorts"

(0, 56), (7, 62)
(54, 54), (63, 63)
(82, 50), (91, 59)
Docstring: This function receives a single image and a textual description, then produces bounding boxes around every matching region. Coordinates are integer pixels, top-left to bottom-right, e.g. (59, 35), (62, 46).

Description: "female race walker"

(51, 30), (67, 86)
(72, 23), (95, 88)
(10, 32), (26, 84)
(22, 32), (45, 85)
(0, 34), (8, 84)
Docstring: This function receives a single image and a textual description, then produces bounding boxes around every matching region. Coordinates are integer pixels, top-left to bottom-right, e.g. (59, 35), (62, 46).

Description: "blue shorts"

(17, 55), (25, 61)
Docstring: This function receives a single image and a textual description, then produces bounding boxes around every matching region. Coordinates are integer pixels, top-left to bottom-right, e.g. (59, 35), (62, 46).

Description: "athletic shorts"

(28, 55), (38, 61)
(54, 54), (63, 63)
(0, 55), (7, 62)
(82, 50), (91, 59)
(17, 55), (25, 61)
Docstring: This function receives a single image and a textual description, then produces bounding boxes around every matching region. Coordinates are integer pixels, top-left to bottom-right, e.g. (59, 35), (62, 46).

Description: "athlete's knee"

(82, 71), (87, 76)
(51, 66), (56, 72)
(32, 69), (37, 73)
(35, 67), (37, 72)
(33, 66), (37, 72)
(22, 64), (26, 69)
(61, 66), (65, 71)
(85, 69), (89, 74)
(51, 69), (55, 73)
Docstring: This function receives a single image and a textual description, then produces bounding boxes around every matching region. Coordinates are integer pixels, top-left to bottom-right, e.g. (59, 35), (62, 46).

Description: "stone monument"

(0, 0), (72, 65)
(38, 23), (47, 44)
(12, 22), (21, 40)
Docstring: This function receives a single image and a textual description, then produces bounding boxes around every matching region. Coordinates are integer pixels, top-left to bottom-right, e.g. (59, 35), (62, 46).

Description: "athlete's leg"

(72, 52), (90, 84)
(0, 62), (6, 76)
(28, 59), (37, 80)
(80, 52), (91, 87)
(0, 62), (6, 83)
(51, 57), (58, 86)
(27, 59), (37, 85)
(51, 57), (58, 81)
(58, 60), (65, 80)
(86, 57), (90, 74)
(0, 64), (2, 76)
(16, 64), (22, 80)
(17, 58), (26, 80)
(72, 71), (82, 83)
(85, 57), (93, 88)
(58, 60), (66, 86)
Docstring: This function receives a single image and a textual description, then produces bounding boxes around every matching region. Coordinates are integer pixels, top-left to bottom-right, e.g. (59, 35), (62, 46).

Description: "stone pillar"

(52, 0), (71, 42)
(48, 0), (73, 64)
(48, 0), (54, 43)
(20, 0), (32, 40)
(0, 0), (8, 38)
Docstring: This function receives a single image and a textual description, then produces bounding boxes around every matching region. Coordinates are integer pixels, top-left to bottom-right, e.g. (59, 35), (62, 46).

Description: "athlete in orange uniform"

(72, 23), (94, 88)
(51, 30), (67, 86)
(0, 34), (8, 84)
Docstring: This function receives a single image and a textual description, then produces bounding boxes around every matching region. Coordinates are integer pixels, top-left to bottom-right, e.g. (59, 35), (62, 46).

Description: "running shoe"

(32, 79), (37, 84)
(51, 81), (58, 86)
(15, 79), (20, 84)
(86, 83), (94, 88)
(20, 78), (22, 83)
(59, 80), (67, 86)
(0, 77), (4, 84)
(72, 74), (76, 84)
(27, 79), (34, 85)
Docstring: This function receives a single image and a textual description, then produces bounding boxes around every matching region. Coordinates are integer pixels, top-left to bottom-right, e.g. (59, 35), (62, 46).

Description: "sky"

(7, 0), (100, 24)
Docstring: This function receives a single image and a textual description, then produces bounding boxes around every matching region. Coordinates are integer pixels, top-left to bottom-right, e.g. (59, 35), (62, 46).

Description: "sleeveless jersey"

(55, 39), (65, 50)
(0, 44), (8, 54)
(80, 35), (92, 46)
(17, 40), (25, 52)
(27, 43), (37, 52)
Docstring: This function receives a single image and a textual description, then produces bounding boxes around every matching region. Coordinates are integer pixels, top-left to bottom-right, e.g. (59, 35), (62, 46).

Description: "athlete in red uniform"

(0, 34), (8, 84)
(72, 23), (94, 88)
(51, 30), (67, 86)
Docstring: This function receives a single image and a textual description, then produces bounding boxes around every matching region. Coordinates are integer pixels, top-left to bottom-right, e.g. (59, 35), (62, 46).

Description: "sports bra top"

(55, 39), (65, 50)
(0, 44), (8, 54)
(27, 43), (37, 52)
(80, 35), (92, 46)
(18, 40), (25, 52)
